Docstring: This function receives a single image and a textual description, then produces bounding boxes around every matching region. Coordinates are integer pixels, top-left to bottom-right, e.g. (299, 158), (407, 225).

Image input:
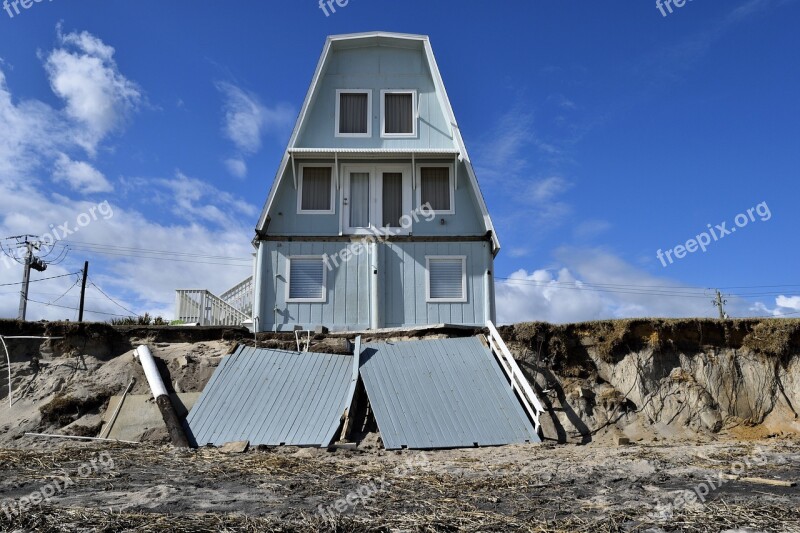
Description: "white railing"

(486, 320), (546, 435)
(219, 276), (254, 315)
(175, 289), (251, 326)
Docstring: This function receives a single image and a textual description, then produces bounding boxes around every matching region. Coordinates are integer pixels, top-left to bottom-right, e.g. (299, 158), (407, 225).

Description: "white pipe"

(134, 346), (168, 398)
(134, 345), (190, 448)
(25, 432), (139, 445)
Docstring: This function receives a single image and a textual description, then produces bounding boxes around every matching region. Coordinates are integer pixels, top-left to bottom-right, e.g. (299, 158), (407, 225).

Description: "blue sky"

(0, 0), (798, 323)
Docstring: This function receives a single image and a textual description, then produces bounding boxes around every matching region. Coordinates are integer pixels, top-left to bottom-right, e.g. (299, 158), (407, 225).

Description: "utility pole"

(17, 241), (33, 321)
(14, 236), (48, 322)
(78, 261), (89, 323)
(712, 290), (728, 320)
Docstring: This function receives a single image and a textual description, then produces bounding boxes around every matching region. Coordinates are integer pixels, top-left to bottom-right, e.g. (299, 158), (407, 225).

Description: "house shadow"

(520, 361), (592, 445)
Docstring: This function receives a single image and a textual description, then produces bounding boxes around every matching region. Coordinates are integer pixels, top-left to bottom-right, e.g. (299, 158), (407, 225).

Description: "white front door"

(342, 165), (412, 235)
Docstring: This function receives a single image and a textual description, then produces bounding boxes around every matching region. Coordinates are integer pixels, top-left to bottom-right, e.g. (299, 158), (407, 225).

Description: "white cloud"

(496, 248), (720, 324)
(52, 153), (113, 194)
(508, 247), (532, 258)
(225, 158), (248, 179)
(573, 219), (612, 239)
(0, 29), (255, 323)
(216, 81), (293, 161)
(0, 70), (65, 181)
(0, 171), (256, 321)
(527, 176), (571, 203)
(45, 24), (142, 155)
(775, 295), (800, 310)
(156, 170), (258, 228)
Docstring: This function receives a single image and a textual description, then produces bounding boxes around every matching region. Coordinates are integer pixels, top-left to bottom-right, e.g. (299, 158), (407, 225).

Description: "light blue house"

(250, 32), (500, 332)
(176, 32), (500, 331)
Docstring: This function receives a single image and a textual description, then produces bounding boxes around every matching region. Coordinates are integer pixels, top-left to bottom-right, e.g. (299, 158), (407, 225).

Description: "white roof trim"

(256, 33), (500, 254)
(289, 148), (460, 154)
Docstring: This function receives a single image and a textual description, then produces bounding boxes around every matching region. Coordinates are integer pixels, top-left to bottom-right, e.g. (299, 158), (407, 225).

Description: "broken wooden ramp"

(185, 346), (355, 447)
(360, 337), (541, 450)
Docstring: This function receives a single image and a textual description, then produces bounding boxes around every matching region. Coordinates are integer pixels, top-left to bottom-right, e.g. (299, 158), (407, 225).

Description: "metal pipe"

(101, 378), (135, 439)
(24, 432), (139, 445)
(134, 346), (190, 447)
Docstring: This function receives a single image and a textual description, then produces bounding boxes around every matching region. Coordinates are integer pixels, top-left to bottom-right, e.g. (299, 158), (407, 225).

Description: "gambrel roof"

(255, 32), (500, 253)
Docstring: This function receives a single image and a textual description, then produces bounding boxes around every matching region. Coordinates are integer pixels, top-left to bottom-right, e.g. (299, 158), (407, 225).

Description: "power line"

(48, 275), (82, 306)
(48, 240), (252, 266)
(26, 298), (129, 318)
(496, 277), (800, 300)
(87, 278), (138, 316)
(0, 272), (81, 288)
(496, 278), (712, 299)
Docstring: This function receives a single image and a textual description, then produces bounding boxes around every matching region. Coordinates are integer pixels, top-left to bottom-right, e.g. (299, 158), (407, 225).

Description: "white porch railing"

(175, 289), (251, 326)
(219, 276), (254, 315)
(486, 320), (547, 435)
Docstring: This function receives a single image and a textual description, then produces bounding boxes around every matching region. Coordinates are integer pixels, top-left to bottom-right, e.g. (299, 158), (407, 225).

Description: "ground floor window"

(287, 256), (327, 302)
(426, 256), (467, 303)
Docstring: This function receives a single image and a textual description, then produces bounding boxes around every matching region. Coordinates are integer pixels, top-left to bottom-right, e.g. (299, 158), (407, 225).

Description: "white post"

(484, 269), (492, 326)
(199, 291), (207, 326)
(370, 241), (380, 330)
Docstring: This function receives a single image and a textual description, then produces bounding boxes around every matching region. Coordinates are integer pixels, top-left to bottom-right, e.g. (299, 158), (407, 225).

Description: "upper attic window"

(336, 90), (371, 137)
(381, 90), (417, 138)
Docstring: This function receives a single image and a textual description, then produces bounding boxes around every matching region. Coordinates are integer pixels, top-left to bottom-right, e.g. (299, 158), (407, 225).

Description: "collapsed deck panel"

(360, 337), (540, 449)
(185, 346), (353, 447)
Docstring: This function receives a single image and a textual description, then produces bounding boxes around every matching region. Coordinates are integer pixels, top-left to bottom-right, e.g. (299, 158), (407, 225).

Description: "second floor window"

(419, 166), (454, 214)
(336, 90), (371, 137)
(382, 90), (416, 137)
(298, 165), (334, 214)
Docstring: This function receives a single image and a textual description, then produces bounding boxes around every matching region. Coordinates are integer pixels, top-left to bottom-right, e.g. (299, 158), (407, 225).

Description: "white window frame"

(286, 256), (328, 303)
(381, 90), (417, 138)
(341, 164), (412, 235)
(425, 255), (467, 303)
(416, 163), (455, 215)
(335, 89), (372, 138)
(297, 163), (336, 215)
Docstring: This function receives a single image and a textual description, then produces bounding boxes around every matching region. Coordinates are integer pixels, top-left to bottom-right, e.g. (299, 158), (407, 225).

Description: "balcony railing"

(174, 289), (251, 326)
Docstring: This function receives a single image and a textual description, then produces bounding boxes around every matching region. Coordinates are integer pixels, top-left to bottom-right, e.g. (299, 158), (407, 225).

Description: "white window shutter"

(428, 258), (465, 300)
(289, 258), (325, 300)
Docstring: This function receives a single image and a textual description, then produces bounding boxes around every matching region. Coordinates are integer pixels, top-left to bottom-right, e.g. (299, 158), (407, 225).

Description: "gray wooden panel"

(360, 337), (539, 449)
(186, 347), (353, 447)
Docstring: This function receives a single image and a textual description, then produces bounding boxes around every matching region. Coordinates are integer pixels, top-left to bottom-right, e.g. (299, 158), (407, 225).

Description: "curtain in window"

(429, 258), (464, 300)
(420, 167), (450, 211)
(349, 172), (370, 228)
(382, 172), (403, 227)
(385, 93), (413, 134)
(339, 93), (368, 134)
(301, 167), (332, 211)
